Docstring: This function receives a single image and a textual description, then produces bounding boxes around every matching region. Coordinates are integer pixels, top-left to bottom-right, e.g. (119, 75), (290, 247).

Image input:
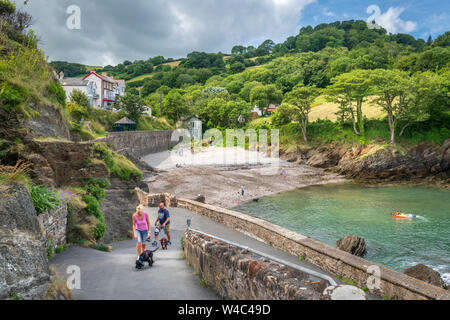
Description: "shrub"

(83, 178), (108, 201)
(92, 143), (143, 181)
(31, 185), (58, 215)
(92, 221), (106, 240)
(55, 244), (68, 254)
(82, 195), (103, 221)
(46, 82), (66, 107)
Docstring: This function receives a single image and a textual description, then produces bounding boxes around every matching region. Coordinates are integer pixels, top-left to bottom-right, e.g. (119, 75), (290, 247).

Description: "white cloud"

(367, 5), (417, 34)
(21, 0), (317, 66)
(323, 8), (335, 17)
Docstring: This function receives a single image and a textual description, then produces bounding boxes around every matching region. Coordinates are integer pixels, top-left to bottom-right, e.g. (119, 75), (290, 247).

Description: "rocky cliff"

(282, 139), (450, 187)
(0, 184), (50, 300)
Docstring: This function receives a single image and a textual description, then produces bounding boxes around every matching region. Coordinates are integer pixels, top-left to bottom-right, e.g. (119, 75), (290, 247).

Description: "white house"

(59, 73), (99, 107)
(82, 71), (125, 109)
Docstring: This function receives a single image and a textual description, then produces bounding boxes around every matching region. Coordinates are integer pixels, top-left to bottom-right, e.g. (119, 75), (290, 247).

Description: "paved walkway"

(51, 207), (344, 300)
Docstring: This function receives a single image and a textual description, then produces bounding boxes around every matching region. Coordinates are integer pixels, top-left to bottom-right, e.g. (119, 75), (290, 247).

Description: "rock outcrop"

(336, 235), (367, 257)
(404, 264), (447, 290)
(282, 139), (450, 186)
(24, 140), (109, 188)
(193, 194), (206, 203)
(0, 184), (50, 300)
(101, 177), (140, 243)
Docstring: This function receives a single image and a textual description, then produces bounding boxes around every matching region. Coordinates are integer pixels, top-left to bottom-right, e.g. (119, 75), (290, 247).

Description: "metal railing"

(186, 219), (337, 286)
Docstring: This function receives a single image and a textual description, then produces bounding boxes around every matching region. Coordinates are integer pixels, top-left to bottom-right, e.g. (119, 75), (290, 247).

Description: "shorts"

(136, 229), (148, 243)
(157, 223), (170, 236)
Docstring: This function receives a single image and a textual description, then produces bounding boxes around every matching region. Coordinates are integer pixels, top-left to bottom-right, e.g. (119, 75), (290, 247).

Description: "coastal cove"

(237, 183), (450, 285)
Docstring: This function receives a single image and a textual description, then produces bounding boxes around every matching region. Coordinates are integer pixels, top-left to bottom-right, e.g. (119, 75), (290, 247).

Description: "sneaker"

(167, 241), (172, 246)
(152, 241), (158, 247)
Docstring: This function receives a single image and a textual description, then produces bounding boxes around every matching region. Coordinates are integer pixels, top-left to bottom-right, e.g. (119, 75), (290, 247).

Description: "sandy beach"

(143, 147), (347, 208)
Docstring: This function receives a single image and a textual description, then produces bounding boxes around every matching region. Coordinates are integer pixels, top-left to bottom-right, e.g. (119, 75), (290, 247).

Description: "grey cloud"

(21, 0), (315, 66)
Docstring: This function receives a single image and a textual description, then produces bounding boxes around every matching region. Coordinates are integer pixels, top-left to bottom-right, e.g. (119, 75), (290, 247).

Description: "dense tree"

(163, 89), (189, 123)
(283, 86), (320, 143)
(116, 94), (147, 123)
(369, 69), (412, 144)
(327, 70), (373, 143)
(250, 84), (283, 115)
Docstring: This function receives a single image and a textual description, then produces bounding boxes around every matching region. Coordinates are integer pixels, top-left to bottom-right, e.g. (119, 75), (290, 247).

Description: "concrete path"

(52, 207), (370, 300)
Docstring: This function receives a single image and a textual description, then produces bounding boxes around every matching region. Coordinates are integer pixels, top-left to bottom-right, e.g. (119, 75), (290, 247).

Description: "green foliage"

(82, 195), (103, 221)
(46, 82), (66, 106)
(83, 178), (108, 202)
(180, 236), (185, 251)
(46, 237), (54, 260)
(69, 89), (90, 109)
(89, 243), (111, 252)
(116, 93), (147, 123)
(55, 244), (68, 254)
(92, 143), (143, 181)
(31, 185), (58, 215)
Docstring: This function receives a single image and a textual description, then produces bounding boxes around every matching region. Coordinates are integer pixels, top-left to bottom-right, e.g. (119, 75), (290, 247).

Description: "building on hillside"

(179, 116), (202, 141)
(59, 72), (99, 107)
(114, 117), (136, 132)
(82, 71), (125, 109)
(266, 104), (280, 115)
(115, 79), (126, 97)
(251, 105), (262, 117)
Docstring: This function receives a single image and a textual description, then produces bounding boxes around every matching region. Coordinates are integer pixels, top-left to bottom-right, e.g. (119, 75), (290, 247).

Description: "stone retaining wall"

(103, 130), (179, 158)
(37, 205), (68, 249)
(184, 230), (326, 300)
(136, 188), (450, 300)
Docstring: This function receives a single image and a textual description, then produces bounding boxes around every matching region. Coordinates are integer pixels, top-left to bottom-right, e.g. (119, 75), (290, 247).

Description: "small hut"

(114, 117), (136, 132)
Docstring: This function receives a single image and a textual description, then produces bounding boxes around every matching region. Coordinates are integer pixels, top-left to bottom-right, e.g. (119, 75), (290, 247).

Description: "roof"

(60, 78), (89, 86)
(83, 71), (116, 84)
(114, 117), (136, 125)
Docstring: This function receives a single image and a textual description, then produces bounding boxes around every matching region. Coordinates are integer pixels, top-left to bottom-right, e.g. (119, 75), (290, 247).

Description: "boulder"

(322, 285), (367, 300)
(136, 181), (149, 193)
(403, 264), (447, 289)
(0, 184), (50, 300)
(193, 194), (206, 203)
(336, 235), (367, 257)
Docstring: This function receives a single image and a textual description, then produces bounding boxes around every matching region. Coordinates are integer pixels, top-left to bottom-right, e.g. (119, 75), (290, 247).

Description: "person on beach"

(153, 203), (171, 246)
(281, 168), (287, 178)
(237, 191), (241, 207)
(132, 205), (151, 261)
(241, 185), (245, 197)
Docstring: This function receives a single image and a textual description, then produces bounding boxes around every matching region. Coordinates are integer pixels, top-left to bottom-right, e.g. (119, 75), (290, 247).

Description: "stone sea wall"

(184, 230), (326, 300)
(103, 130), (179, 158)
(135, 188), (450, 300)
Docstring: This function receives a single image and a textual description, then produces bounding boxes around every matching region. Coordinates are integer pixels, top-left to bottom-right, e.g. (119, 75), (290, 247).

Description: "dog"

(160, 237), (168, 250)
(136, 243), (159, 270)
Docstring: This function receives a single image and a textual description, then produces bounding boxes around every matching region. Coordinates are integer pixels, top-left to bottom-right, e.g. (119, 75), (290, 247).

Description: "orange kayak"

(392, 212), (416, 219)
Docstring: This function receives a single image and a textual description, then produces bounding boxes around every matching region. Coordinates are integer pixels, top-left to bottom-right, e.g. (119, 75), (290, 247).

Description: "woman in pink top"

(132, 205), (151, 260)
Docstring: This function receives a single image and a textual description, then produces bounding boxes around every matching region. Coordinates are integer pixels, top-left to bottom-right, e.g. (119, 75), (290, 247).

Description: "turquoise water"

(238, 184), (450, 283)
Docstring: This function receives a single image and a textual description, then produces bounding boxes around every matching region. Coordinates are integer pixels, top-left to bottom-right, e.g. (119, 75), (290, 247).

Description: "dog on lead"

(160, 237), (168, 250)
(136, 240), (159, 270)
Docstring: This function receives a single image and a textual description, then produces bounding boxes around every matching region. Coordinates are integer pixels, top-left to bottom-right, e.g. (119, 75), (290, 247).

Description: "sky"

(20, 0), (450, 66)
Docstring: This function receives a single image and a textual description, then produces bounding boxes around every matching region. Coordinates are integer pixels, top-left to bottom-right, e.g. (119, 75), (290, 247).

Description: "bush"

(31, 185), (58, 215)
(92, 143), (143, 181)
(46, 82), (66, 107)
(92, 221), (106, 240)
(82, 194), (103, 221)
(83, 178), (108, 201)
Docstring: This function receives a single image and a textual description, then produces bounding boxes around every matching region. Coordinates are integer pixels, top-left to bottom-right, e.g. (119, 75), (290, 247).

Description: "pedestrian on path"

(132, 205), (151, 261)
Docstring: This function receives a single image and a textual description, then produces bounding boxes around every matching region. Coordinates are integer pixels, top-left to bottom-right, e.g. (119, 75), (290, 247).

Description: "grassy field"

(309, 96), (385, 122)
(127, 73), (153, 83)
(162, 60), (181, 67)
